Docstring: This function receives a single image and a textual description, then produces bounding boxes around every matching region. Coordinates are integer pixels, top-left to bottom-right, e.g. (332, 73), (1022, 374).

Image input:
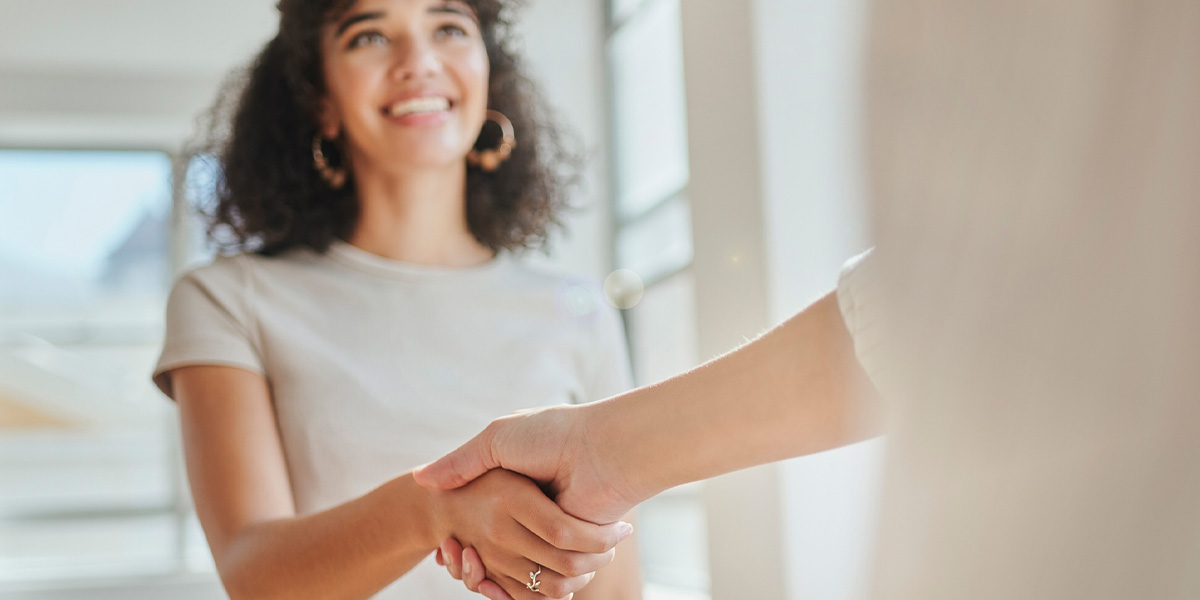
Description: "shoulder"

(174, 253), (251, 290)
(166, 251), (304, 321)
(836, 248), (876, 325)
(172, 249), (324, 293)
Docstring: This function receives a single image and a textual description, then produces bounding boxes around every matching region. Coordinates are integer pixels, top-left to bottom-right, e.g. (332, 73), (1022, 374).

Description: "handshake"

(412, 293), (871, 599)
(414, 403), (644, 600)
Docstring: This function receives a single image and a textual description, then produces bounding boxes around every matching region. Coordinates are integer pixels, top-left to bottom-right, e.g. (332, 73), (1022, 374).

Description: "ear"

(317, 96), (342, 140)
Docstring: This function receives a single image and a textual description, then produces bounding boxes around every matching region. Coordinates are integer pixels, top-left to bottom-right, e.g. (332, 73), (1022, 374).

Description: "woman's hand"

(428, 469), (632, 600)
(435, 539), (503, 599)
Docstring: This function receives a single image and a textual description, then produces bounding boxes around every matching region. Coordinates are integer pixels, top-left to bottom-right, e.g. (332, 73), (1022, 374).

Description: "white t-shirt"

(154, 241), (632, 599)
(836, 248), (885, 391)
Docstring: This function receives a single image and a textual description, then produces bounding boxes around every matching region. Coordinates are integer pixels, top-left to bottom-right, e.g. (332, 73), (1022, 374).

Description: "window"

(605, 1), (710, 598)
(0, 149), (213, 584)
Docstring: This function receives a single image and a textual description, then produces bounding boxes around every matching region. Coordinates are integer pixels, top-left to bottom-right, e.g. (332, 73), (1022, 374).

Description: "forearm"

(216, 473), (436, 600)
(590, 291), (884, 503)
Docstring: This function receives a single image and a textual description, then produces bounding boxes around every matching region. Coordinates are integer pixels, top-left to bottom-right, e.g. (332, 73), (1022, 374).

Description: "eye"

(347, 31), (388, 49)
(434, 23), (469, 39)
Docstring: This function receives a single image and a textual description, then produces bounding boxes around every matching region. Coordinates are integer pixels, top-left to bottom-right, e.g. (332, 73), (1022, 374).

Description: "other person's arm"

(415, 290), (885, 525)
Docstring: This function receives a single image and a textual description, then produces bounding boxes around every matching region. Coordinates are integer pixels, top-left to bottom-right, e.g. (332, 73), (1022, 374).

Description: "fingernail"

(463, 558), (472, 576)
(617, 521), (634, 541)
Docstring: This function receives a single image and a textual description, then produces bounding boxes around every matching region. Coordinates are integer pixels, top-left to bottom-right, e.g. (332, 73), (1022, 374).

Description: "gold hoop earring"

(312, 135), (348, 189)
(467, 110), (516, 172)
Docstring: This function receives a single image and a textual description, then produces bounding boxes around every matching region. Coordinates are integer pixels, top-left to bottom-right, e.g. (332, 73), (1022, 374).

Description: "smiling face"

(319, 0), (490, 174)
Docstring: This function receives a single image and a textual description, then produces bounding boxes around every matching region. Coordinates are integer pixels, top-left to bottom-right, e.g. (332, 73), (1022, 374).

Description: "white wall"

(515, 0), (614, 280)
(674, 1), (884, 597)
(676, 0), (781, 596)
(753, 1), (883, 599)
(0, 0), (277, 149)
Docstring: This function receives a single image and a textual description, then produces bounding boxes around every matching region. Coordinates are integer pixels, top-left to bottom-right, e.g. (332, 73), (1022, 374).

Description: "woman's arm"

(173, 365), (629, 600)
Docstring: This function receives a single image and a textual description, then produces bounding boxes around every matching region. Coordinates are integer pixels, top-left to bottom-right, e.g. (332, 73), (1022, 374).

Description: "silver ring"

(527, 565), (542, 592)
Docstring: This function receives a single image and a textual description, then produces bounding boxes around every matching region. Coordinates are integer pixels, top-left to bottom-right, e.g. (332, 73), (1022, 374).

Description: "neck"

(348, 161), (494, 267)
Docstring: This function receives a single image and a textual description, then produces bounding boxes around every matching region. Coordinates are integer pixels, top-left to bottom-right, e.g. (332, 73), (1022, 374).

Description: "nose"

(390, 33), (442, 81)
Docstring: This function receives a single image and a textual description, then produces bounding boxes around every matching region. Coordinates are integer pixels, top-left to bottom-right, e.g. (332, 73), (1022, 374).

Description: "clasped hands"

(417, 404), (641, 600)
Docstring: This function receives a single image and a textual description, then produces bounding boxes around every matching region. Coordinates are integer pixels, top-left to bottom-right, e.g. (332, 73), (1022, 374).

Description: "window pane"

(0, 150), (172, 309)
(0, 514), (179, 582)
(625, 275), (708, 598)
(0, 150), (178, 582)
(610, 0), (647, 25)
(639, 486), (711, 595)
(616, 195), (693, 285)
(609, 0), (689, 220)
(183, 153), (220, 268)
(624, 270), (698, 386)
(0, 430), (172, 518)
(184, 512), (217, 573)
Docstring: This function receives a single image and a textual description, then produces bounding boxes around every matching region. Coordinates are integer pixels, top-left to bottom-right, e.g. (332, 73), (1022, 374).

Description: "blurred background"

(0, 0), (880, 598)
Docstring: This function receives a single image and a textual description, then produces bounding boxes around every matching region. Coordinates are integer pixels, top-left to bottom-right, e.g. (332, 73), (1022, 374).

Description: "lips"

(383, 96), (452, 117)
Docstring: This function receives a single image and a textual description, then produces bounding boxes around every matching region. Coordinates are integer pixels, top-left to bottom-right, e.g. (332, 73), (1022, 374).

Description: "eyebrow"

(335, 11), (384, 36)
(430, 2), (478, 24)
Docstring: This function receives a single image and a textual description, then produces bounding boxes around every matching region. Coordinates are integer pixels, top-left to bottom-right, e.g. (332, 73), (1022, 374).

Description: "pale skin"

(415, 289), (887, 532)
(172, 1), (641, 599)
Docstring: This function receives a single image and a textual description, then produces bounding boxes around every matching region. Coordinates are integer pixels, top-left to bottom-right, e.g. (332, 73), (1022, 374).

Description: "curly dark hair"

(191, 0), (580, 256)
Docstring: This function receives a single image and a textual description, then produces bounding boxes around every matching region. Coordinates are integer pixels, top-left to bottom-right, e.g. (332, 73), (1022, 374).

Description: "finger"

(514, 491), (633, 554)
(441, 538), (464, 580)
(413, 427), (499, 490)
(494, 568), (581, 600)
(493, 571), (542, 600)
(488, 568), (530, 600)
(485, 552), (596, 600)
(479, 578), (516, 600)
(505, 519), (616, 578)
(462, 546), (487, 592)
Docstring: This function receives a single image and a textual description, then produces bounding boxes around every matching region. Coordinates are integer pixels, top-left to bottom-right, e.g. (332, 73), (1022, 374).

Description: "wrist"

(396, 473), (444, 551)
(580, 399), (654, 510)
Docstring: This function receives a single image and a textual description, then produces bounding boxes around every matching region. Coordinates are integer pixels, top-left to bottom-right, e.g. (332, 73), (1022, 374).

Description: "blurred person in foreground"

(421, 1), (1200, 598)
(153, 1), (642, 599)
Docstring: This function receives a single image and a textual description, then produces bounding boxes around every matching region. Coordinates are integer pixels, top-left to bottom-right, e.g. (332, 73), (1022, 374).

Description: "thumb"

(413, 429), (498, 490)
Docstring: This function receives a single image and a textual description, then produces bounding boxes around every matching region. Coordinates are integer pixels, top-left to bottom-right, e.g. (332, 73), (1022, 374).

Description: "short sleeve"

(152, 258), (265, 400)
(836, 248), (886, 387)
(582, 300), (635, 404)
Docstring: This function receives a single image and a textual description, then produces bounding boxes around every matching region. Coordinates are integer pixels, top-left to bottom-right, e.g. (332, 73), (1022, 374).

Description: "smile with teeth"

(385, 97), (452, 117)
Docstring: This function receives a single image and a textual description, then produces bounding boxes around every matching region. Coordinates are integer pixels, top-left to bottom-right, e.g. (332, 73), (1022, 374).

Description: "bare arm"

(174, 366), (629, 600)
(591, 290), (883, 509)
(415, 290), (885, 524)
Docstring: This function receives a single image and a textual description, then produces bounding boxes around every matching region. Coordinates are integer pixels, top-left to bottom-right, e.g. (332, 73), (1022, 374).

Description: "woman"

(153, 1), (641, 599)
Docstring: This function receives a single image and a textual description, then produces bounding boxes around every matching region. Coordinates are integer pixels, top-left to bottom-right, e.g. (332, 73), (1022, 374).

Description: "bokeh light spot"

(604, 269), (645, 309)
(559, 282), (598, 318)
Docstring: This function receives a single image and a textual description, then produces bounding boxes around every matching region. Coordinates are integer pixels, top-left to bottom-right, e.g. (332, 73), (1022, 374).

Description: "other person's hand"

(415, 404), (643, 525)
